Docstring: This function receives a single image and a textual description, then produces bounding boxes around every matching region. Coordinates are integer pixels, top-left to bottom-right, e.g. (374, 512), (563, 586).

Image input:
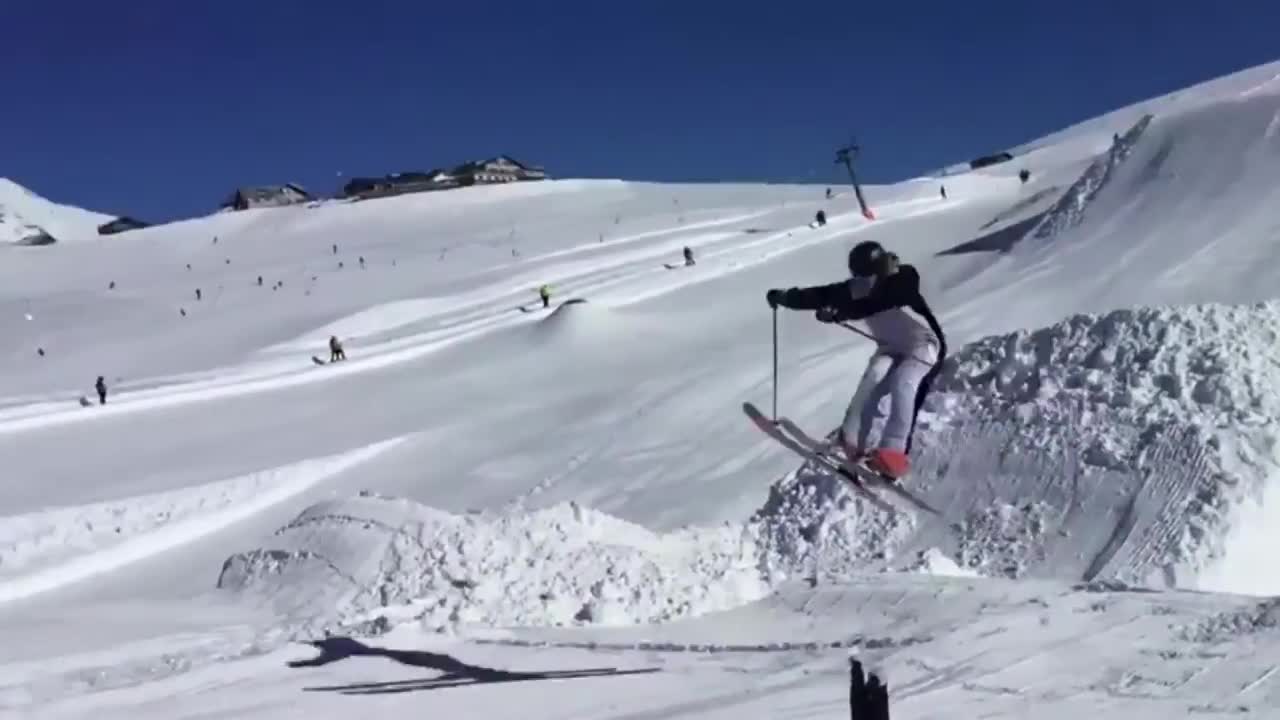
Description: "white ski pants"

(840, 343), (939, 452)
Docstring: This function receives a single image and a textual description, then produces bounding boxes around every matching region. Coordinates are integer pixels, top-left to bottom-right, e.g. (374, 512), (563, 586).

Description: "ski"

(742, 402), (897, 515)
(774, 417), (942, 517)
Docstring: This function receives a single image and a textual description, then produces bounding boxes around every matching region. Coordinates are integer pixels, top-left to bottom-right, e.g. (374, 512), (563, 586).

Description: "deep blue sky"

(4, 1), (1278, 222)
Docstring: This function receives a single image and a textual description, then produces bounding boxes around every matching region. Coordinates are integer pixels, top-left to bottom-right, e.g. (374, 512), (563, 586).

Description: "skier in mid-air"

(765, 240), (946, 480)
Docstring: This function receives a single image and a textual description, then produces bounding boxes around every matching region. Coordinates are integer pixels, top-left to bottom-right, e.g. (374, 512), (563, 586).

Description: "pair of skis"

(742, 402), (940, 517)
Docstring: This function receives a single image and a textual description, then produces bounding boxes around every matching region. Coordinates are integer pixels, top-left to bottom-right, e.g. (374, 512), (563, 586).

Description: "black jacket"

(776, 265), (947, 359)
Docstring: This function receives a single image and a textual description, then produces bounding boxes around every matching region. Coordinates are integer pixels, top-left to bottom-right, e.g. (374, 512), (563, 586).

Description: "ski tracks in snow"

(0, 195), (943, 437)
(0, 438), (403, 605)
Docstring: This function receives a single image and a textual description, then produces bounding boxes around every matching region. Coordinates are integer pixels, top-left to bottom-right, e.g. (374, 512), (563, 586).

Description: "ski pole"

(772, 305), (779, 421)
(837, 321), (937, 366)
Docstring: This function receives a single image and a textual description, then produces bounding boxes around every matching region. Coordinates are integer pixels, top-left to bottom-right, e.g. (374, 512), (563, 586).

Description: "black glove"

(766, 288), (786, 309)
(815, 306), (842, 323)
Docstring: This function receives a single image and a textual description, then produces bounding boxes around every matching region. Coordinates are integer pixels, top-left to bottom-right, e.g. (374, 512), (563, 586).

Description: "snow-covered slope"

(0, 178), (112, 245)
(4, 59), (1280, 720)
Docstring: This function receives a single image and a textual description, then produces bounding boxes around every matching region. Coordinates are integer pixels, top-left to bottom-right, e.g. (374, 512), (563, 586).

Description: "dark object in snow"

(17, 230), (56, 246)
(98, 217), (151, 235)
(329, 336), (346, 362)
(849, 659), (890, 720)
(95, 376), (107, 405)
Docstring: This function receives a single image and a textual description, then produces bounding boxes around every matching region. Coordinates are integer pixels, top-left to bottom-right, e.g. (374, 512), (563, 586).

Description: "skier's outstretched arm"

(766, 281), (847, 311)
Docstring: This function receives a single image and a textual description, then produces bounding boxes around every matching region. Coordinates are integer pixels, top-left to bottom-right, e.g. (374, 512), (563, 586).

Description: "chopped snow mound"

(937, 301), (1280, 445)
(1022, 113), (1152, 247)
(0, 178), (112, 245)
(918, 301), (1280, 590)
(217, 495), (769, 635)
(220, 297), (1280, 635)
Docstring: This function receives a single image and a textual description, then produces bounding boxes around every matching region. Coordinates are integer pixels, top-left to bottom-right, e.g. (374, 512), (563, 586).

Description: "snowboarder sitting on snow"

(329, 335), (346, 362)
(683, 246), (695, 266)
(765, 240), (946, 480)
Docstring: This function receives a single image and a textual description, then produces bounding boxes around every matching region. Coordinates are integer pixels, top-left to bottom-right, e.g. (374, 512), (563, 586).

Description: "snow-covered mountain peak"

(0, 177), (112, 245)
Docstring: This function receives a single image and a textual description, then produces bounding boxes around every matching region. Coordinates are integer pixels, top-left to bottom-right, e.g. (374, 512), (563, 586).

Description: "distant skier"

(195, 288), (202, 301)
(765, 240), (947, 480)
(539, 284), (551, 309)
(329, 336), (346, 362)
(825, 187), (833, 199)
(814, 210), (827, 227)
(95, 376), (107, 405)
(683, 246), (696, 266)
(940, 185), (947, 199)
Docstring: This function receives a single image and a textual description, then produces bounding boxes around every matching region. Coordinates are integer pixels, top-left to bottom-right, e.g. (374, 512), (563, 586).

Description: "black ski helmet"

(848, 241), (886, 277)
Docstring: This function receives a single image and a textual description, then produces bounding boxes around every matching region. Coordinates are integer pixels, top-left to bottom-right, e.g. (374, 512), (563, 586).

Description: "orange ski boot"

(865, 448), (910, 482)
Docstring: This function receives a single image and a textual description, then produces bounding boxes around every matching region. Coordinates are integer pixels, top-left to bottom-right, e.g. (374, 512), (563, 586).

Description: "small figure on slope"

(539, 284), (552, 309)
(329, 335), (346, 362)
(683, 246), (696, 266)
(765, 240), (947, 480)
(95, 375), (108, 405)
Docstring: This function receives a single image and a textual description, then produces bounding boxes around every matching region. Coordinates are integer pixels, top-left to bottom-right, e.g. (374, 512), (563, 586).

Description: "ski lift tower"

(835, 141), (876, 220)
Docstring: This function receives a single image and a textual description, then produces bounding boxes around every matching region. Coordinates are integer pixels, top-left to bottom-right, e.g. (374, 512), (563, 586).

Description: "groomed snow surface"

(5, 58), (1280, 719)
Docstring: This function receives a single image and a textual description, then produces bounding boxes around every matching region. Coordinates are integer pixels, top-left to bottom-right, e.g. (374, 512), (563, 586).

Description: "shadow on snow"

(289, 636), (661, 695)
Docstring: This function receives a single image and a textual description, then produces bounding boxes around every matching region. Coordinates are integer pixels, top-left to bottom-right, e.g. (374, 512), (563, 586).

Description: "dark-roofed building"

(98, 216), (152, 235)
(222, 184), (312, 211)
(969, 152), (1015, 170)
(453, 155), (547, 185)
(342, 170), (459, 200)
(341, 156), (547, 201)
